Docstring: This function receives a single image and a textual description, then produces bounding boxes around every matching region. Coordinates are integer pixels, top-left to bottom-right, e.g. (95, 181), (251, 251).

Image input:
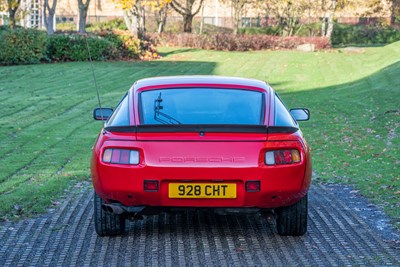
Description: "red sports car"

(91, 76), (312, 236)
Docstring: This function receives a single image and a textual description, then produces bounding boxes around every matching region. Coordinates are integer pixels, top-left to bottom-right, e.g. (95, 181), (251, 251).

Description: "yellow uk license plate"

(168, 183), (237, 198)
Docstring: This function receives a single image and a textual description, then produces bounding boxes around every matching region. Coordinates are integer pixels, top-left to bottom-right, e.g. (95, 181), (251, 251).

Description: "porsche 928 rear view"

(91, 76), (312, 236)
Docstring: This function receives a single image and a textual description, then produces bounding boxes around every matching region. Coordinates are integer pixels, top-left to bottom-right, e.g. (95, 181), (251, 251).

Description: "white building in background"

(0, 11), (9, 25)
(1, 0), (54, 31)
(0, 0), (394, 30)
(24, 0), (42, 28)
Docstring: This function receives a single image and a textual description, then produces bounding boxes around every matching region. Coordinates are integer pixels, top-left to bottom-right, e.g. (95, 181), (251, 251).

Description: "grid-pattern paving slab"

(0, 183), (399, 266)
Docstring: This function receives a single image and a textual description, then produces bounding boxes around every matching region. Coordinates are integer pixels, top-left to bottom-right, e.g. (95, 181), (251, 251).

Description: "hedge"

(0, 28), (48, 65)
(331, 23), (400, 45)
(0, 28), (151, 65)
(147, 33), (331, 51)
(46, 34), (118, 62)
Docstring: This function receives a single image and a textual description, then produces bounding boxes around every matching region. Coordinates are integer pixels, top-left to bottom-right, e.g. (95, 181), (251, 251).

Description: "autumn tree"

(151, 0), (171, 33)
(391, 0), (400, 24)
(260, 0), (310, 36)
(225, 0), (248, 35)
(115, 0), (171, 37)
(115, 0), (147, 37)
(170, 0), (205, 33)
(0, 0), (6, 15)
(43, 0), (58, 34)
(319, 0), (360, 38)
(362, 0), (400, 25)
(5, 0), (21, 29)
(320, 0), (335, 37)
(77, 0), (91, 33)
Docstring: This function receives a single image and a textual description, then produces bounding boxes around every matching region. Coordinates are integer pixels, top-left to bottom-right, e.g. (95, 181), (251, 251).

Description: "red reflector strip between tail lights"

(245, 181), (260, 192)
(102, 148), (140, 165)
(144, 180), (159, 191)
(265, 150), (301, 165)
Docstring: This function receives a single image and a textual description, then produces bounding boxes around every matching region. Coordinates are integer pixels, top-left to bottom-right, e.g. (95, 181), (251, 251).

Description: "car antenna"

(85, 35), (104, 120)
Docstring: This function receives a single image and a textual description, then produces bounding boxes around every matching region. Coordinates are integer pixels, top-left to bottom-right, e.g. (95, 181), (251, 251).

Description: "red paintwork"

(91, 76), (312, 210)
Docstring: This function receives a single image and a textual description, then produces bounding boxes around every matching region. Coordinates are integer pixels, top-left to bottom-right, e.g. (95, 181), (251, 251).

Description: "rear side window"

(107, 94), (130, 126)
(139, 88), (265, 125)
(274, 94), (296, 127)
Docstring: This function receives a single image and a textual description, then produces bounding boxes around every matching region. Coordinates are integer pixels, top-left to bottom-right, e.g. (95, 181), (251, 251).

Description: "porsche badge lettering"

(159, 157), (245, 163)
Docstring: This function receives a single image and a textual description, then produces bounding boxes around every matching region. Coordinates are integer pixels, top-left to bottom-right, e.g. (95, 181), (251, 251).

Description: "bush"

(87, 18), (128, 32)
(239, 23), (322, 37)
(296, 23), (322, 37)
(46, 34), (118, 61)
(0, 28), (149, 65)
(235, 23), (400, 45)
(99, 30), (159, 60)
(99, 30), (141, 58)
(139, 40), (160, 60)
(56, 22), (76, 32)
(0, 28), (48, 65)
(239, 27), (280, 36)
(147, 33), (331, 51)
(332, 23), (400, 45)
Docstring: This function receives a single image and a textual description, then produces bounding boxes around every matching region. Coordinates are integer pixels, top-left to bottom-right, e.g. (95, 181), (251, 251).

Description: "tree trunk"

(171, 0), (204, 33)
(325, 0), (336, 38)
(123, 10), (135, 35)
(137, 5), (146, 38)
(78, 8), (88, 33)
(183, 15), (193, 33)
(326, 15), (334, 38)
(321, 17), (327, 36)
(156, 4), (168, 34)
(232, 0), (246, 35)
(391, 0), (400, 25)
(159, 13), (167, 33)
(77, 0), (90, 33)
(7, 0), (21, 29)
(8, 8), (17, 29)
(157, 6), (168, 34)
(46, 16), (55, 34)
(44, 0), (58, 35)
(199, 4), (204, 34)
(232, 6), (240, 34)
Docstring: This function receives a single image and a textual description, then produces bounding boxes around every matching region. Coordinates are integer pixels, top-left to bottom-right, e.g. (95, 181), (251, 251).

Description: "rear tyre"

(276, 194), (308, 236)
(94, 192), (126, 236)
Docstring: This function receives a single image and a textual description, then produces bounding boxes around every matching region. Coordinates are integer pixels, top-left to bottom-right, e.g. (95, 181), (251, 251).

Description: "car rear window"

(139, 88), (264, 125)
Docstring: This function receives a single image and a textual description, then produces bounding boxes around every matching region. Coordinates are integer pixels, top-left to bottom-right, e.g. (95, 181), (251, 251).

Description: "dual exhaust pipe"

(102, 203), (145, 215)
(102, 203), (126, 214)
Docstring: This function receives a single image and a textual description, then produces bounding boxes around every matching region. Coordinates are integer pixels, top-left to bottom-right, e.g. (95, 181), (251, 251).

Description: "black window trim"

(138, 87), (266, 126)
(104, 125), (298, 134)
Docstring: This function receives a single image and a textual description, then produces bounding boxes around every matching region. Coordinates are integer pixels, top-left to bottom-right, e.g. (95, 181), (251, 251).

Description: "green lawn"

(0, 43), (399, 227)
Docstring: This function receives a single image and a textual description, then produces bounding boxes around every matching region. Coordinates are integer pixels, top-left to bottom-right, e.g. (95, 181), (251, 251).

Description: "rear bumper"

(91, 137), (312, 209)
(92, 161), (311, 209)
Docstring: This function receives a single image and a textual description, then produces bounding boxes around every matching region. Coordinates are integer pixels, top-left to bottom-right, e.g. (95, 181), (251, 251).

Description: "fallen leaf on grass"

(13, 205), (22, 212)
(51, 201), (61, 206)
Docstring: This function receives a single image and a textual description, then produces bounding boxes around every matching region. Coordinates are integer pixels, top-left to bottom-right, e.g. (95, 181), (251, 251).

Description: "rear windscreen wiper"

(154, 93), (182, 124)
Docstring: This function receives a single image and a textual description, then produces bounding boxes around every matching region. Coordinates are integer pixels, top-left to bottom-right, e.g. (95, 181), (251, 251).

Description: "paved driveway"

(0, 183), (399, 266)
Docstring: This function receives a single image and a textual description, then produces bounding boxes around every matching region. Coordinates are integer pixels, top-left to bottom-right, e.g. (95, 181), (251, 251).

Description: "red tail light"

(102, 148), (140, 165)
(265, 150), (301, 165)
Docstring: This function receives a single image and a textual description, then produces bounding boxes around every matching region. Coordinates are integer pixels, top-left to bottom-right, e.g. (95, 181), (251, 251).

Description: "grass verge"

(0, 43), (399, 227)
